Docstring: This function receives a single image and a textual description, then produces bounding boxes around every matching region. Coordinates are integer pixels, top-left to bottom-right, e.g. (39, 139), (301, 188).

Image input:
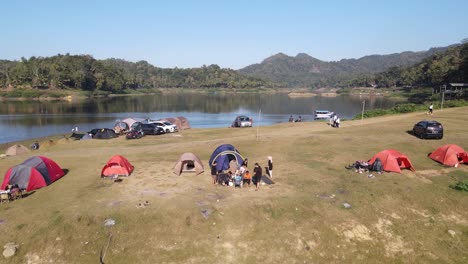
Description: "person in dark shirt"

(267, 156), (273, 178)
(253, 163), (262, 191)
(211, 161), (218, 185)
(243, 158), (248, 168)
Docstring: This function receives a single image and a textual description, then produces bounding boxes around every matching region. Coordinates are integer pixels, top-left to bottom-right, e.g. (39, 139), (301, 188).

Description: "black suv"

(412, 120), (443, 139)
(131, 122), (165, 135)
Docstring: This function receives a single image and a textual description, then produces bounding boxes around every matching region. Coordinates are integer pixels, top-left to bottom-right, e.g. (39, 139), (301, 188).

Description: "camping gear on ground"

(370, 158), (383, 173)
(101, 155), (134, 178)
(208, 144), (244, 172)
(261, 175), (275, 184)
(173, 153), (204, 176)
(5, 144), (30, 156)
(94, 128), (118, 139)
(429, 144), (466, 167)
(1, 156), (65, 192)
(346, 160), (371, 173)
(368, 149), (415, 173)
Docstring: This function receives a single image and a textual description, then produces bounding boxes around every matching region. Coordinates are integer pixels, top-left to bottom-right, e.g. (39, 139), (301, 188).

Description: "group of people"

(329, 113), (341, 128)
(210, 156), (273, 191)
(288, 115), (302, 123)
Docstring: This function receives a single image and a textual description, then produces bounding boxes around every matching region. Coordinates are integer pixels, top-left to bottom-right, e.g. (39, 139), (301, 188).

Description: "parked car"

(147, 120), (178, 133)
(314, 110), (334, 120)
(131, 122), (165, 135)
(412, 120), (443, 139)
(232, 115), (253, 127)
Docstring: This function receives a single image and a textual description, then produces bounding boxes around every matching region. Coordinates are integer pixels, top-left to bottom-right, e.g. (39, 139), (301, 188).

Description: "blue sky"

(1, 0), (467, 69)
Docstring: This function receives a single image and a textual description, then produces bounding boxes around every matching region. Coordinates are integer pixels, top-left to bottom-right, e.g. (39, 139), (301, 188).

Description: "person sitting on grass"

(243, 170), (252, 187)
(217, 171), (232, 186)
(234, 171), (243, 188)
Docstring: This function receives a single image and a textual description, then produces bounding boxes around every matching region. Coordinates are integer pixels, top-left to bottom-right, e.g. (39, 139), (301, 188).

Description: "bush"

(450, 180), (468, 192)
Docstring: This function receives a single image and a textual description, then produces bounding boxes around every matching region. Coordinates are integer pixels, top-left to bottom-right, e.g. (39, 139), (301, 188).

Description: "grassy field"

(1, 107), (468, 263)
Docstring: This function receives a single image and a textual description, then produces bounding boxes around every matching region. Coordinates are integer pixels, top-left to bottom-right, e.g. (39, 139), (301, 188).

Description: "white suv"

(147, 120), (178, 133)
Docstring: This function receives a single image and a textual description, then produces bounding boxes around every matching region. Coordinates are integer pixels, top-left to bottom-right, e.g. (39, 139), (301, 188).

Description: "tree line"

(1, 43), (466, 94)
(336, 43), (468, 88)
(0, 55), (279, 94)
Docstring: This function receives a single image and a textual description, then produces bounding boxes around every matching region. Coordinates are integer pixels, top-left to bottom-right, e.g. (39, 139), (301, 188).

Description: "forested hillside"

(239, 47), (450, 87)
(1, 44), (466, 95)
(0, 55), (278, 94)
(342, 43), (468, 88)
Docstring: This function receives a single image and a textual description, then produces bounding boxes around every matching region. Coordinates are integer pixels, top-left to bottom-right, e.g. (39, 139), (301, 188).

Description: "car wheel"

(419, 133), (424, 139)
(166, 129), (170, 133)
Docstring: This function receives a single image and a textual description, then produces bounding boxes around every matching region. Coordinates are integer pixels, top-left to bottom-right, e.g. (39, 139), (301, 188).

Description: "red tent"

(429, 144), (465, 167)
(1, 156), (65, 192)
(101, 155), (134, 177)
(368, 149), (415, 173)
(459, 152), (468, 164)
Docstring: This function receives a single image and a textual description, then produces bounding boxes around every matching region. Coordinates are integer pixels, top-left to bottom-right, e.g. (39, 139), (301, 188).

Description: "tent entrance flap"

(182, 161), (196, 172)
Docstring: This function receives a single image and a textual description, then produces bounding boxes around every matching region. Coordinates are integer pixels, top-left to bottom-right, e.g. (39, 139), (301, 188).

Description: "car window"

(163, 122), (172, 125)
(428, 122), (442, 128)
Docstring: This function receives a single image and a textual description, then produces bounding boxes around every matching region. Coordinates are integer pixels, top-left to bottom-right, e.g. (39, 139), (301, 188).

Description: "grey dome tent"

(94, 128), (118, 139)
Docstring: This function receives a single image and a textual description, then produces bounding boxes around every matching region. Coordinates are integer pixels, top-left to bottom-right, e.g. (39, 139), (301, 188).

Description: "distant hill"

(239, 47), (451, 87)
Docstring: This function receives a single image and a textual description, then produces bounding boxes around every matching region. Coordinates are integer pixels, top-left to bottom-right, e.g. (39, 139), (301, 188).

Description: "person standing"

(428, 103), (433, 115)
(243, 158), (249, 168)
(253, 163), (262, 191)
(211, 161), (218, 185)
(267, 156), (273, 178)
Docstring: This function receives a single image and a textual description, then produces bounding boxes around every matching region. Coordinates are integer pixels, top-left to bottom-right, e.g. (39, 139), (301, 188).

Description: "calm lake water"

(0, 93), (397, 144)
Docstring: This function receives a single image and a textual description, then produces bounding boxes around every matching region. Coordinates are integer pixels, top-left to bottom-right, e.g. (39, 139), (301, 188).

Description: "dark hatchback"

(131, 123), (165, 135)
(412, 120), (443, 139)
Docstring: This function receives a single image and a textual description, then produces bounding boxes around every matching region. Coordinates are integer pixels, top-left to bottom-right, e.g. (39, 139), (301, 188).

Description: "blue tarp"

(208, 144), (244, 172)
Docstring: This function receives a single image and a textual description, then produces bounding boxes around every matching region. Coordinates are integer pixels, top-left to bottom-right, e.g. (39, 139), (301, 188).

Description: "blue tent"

(208, 144), (244, 172)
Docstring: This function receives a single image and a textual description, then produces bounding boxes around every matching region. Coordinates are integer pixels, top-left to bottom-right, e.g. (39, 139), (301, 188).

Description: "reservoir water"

(0, 93), (397, 144)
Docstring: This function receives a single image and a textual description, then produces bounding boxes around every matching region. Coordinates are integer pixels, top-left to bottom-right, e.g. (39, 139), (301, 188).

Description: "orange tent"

(101, 155), (134, 177)
(368, 149), (415, 173)
(429, 144), (465, 167)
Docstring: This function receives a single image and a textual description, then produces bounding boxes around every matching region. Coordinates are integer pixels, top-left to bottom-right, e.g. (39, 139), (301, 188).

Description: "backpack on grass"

(371, 158), (383, 173)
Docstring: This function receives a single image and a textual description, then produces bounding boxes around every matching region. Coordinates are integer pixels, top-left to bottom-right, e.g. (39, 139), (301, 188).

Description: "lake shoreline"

(0, 87), (359, 101)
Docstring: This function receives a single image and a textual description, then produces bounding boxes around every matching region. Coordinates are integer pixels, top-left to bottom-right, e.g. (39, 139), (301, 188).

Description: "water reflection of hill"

(0, 93), (396, 115)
